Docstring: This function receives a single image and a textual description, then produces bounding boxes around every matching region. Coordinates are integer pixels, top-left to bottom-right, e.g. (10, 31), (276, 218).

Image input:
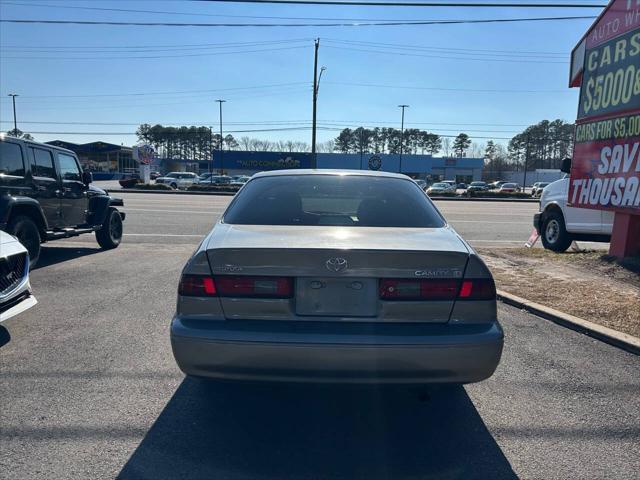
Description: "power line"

(188, 0), (604, 7)
(12, 128), (519, 140)
(324, 81), (570, 93)
(323, 38), (566, 57)
(0, 1), (597, 22)
(1, 45), (308, 60)
(324, 45), (569, 64)
(0, 15), (597, 28)
(0, 119), (534, 127)
(3, 82), (310, 99)
(0, 38), (312, 50)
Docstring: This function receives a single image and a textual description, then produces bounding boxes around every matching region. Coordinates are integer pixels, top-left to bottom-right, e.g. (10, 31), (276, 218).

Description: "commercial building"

(204, 151), (483, 183)
(46, 140), (136, 179)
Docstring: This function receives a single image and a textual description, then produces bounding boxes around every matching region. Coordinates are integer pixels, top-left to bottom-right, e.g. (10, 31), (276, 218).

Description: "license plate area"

(295, 277), (378, 317)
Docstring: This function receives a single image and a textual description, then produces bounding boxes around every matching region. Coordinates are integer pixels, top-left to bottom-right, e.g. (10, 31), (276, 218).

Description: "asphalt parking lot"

(1, 193), (636, 479)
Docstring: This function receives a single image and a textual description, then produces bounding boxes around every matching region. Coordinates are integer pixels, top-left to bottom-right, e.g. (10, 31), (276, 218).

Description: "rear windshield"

(223, 175), (445, 228)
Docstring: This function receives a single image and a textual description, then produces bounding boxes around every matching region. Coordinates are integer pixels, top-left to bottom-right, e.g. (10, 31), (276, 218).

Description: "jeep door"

(27, 146), (63, 228)
(56, 152), (88, 227)
(0, 140), (28, 195)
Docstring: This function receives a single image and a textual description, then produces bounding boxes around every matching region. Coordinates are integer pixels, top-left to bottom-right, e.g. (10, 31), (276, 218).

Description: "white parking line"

(123, 208), (223, 214)
(124, 233), (205, 237)
(450, 221), (531, 224)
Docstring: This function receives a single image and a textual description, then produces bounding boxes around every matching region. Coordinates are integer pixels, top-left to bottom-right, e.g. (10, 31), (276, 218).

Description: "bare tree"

(442, 138), (451, 157)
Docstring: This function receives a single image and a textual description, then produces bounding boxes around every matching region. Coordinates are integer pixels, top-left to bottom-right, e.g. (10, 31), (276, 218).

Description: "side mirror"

(82, 170), (93, 185)
(560, 157), (572, 174)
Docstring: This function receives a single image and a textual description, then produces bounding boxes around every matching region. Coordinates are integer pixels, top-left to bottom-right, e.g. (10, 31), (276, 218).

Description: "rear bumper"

(171, 318), (504, 384)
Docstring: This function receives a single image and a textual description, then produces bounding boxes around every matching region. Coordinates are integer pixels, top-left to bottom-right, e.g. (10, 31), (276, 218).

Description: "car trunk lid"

(205, 224), (470, 323)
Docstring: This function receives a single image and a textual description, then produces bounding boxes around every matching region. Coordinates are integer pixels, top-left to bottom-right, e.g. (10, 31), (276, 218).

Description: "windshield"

(431, 183), (448, 188)
(224, 175), (445, 228)
(470, 182), (485, 186)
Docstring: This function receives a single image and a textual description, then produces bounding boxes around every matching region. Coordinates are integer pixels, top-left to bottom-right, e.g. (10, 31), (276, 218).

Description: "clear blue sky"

(0, 0), (606, 151)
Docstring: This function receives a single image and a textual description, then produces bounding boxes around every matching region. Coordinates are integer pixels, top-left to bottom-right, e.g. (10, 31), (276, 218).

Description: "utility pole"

(209, 126), (214, 177)
(8, 93), (18, 133)
(523, 135), (530, 191)
(311, 38), (325, 169)
(398, 104), (409, 173)
(216, 99), (226, 175)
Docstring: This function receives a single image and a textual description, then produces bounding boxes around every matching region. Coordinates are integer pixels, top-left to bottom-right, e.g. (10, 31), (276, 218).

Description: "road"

(92, 189), (542, 248)
(1, 194), (635, 479)
(94, 189), (606, 249)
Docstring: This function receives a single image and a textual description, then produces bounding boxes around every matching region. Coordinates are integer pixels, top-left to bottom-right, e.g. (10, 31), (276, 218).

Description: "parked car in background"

(171, 170), (503, 384)
(457, 183), (468, 190)
(531, 182), (550, 197)
(489, 181), (508, 190)
(467, 181), (489, 193)
(150, 171), (161, 180)
(426, 182), (456, 196)
(155, 172), (198, 189)
(1, 136), (126, 267)
(414, 179), (427, 190)
(0, 231), (37, 322)
(197, 174), (233, 185)
(230, 176), (251, 187)
(498, 183), (521, 193)
(441, 180), (457, 188)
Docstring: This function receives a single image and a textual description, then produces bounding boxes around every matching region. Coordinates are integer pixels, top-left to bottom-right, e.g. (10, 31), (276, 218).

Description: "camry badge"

(326, 257), (348, 273)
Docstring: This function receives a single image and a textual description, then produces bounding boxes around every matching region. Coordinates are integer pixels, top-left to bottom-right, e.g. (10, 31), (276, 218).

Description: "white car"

(534, 160), (613, 252)
(0, 231), (37, 322)
(155, 172), (198, 189)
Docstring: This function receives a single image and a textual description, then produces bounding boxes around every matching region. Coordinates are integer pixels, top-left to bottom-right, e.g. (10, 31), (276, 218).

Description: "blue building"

(202, 151), (483, 183)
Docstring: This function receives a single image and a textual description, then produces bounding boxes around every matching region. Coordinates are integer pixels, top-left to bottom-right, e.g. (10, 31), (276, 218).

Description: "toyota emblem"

(326, 257), (348, 273)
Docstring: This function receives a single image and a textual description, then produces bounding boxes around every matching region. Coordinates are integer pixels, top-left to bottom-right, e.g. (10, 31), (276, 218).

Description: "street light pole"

(398, 104), (409, 173)
(216, 99), (226, 175)
(311, 38), (320, 168)
(8, 93), (18, 133)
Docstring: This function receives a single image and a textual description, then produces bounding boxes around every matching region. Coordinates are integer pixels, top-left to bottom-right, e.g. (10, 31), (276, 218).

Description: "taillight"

(215, 276), (293, 298)
(379, 278), (496, 301)
(457, 278), (496, 300)
(379, 279), (459, 300)
(179, 275), (217, 296)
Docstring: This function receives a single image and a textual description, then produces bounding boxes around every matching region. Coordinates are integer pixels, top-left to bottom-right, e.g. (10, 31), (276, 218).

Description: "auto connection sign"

(569, 0), (640, 213)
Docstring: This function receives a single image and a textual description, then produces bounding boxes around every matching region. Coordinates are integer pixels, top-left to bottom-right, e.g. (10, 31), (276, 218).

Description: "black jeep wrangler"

(0, 136), (125, 267)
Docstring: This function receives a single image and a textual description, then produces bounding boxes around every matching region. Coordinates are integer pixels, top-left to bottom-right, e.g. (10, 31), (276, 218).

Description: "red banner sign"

(569, 113), (640, 211)
(570, 0), (640, 214)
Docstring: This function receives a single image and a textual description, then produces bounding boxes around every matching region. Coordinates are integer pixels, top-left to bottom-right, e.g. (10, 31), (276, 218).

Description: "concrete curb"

(108, 188), (539, 202)
(497, 289), (640, 355)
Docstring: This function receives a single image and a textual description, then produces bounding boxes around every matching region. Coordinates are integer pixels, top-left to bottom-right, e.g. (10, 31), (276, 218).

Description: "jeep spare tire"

(96, 207), (123, 249)
(8, 215), (41, 268)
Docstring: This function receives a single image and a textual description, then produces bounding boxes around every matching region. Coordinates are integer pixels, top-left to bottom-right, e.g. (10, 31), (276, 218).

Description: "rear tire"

(541, 211), (572, 252)
(8, 215), (41, 268)
(96, 207), (123, 250)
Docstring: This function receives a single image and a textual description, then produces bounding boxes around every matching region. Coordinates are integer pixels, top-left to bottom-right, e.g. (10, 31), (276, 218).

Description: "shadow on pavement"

(35, 246), (103, 269)
(118, 378), (516, 480)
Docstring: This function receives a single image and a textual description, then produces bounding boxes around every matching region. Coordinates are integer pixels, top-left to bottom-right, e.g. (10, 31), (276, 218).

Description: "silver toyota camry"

(171, 170), (503, 384)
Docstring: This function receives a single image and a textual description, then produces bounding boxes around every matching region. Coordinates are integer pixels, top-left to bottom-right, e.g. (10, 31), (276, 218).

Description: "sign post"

(569, 0), (640, 257)
(133, 144), (155, 185)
